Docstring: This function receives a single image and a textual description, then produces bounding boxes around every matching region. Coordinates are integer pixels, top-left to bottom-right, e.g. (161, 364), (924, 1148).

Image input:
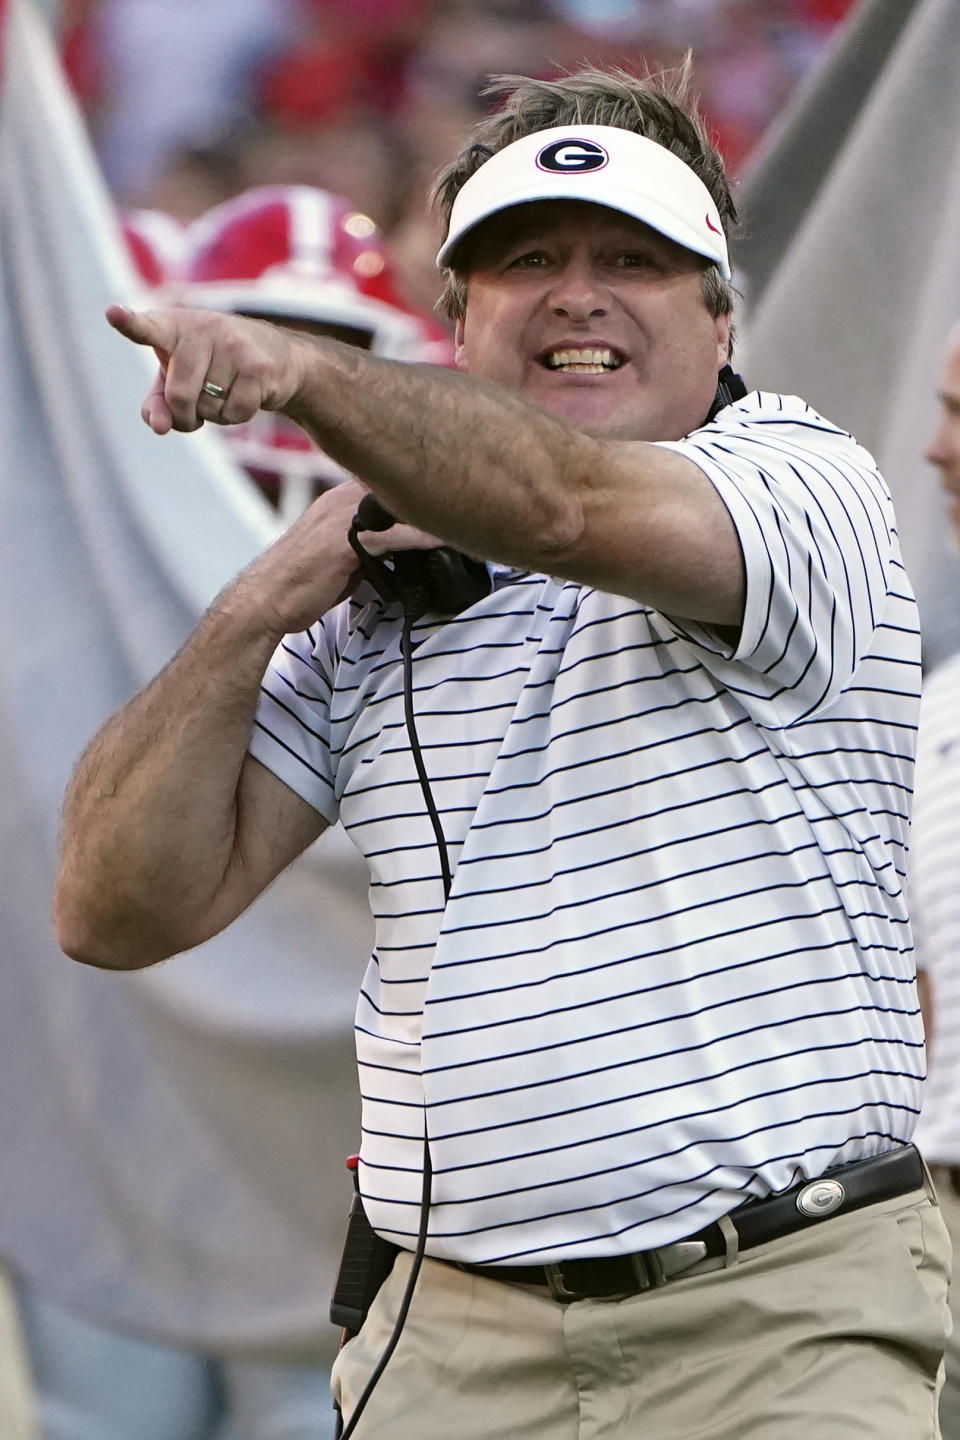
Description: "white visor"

(436, 124), (731, 280)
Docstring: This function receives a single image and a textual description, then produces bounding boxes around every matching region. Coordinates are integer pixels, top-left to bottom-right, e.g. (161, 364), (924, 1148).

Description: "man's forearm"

(54, 585), (283, 968)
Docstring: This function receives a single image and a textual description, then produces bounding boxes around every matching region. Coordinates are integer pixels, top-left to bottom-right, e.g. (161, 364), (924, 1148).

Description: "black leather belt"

(457, 1145), (925, 1302)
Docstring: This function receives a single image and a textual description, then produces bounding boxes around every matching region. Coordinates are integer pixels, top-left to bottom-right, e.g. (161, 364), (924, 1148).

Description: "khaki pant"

(333, 1187), (950, 1439)
(930, 1171), (960, 1439)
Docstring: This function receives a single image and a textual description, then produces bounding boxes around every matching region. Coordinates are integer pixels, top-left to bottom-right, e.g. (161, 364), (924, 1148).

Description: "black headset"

(706, 363), (748, 423)
(348, 495), (491, 621)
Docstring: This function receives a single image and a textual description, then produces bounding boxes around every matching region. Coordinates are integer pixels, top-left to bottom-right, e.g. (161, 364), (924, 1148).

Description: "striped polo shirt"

(249, 391), (923, 1265)
(911, 655), (960, 1164)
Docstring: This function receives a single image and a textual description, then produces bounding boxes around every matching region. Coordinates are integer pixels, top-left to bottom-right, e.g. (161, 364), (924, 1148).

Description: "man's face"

(925, 327), (960, 547)
(453, 200), (730, 443)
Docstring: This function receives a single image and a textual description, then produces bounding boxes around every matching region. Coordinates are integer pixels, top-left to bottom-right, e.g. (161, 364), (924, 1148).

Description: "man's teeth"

(546, 347), (621, 373)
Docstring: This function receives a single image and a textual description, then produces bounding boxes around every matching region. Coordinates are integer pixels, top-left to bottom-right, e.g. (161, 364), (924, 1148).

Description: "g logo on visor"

(536, 139), (609, 174)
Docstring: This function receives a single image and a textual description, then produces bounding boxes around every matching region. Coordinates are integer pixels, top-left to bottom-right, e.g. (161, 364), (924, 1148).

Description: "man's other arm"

(54, 481), (375, 970)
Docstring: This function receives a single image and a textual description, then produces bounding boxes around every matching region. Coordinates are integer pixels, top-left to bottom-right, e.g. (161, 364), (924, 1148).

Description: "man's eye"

(507, 251), (549, 269)
(615, 252), (656, 268)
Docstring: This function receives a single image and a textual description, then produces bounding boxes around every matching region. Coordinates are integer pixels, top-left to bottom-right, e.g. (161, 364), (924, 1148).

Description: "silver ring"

(201, 380), (228, 399)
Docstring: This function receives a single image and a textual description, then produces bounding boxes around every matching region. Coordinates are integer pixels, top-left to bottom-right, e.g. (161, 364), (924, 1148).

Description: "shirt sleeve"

(654, 393), (901, 728)
(247, 613), (341, 824)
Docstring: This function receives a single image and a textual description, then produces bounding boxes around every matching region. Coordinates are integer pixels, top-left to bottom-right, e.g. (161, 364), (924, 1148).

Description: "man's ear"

(715, 312), (732, 371)
(454, 317), (467, 371)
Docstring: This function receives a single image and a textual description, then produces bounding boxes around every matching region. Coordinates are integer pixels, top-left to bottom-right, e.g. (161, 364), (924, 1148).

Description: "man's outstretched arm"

(109, 304), (745, 628)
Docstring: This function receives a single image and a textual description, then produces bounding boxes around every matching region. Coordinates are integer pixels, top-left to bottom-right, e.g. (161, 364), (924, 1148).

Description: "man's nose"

(547, 259), (609, 321)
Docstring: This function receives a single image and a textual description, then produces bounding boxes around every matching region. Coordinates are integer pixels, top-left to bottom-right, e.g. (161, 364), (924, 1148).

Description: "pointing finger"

(105, 304), (176, 361)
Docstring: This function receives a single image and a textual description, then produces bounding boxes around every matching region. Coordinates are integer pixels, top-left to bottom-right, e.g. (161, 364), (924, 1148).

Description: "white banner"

(0, 0), (369, 1353)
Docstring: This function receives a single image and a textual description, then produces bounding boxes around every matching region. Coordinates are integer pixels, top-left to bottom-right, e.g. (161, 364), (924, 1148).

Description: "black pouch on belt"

(329, 1156), (400, 1335)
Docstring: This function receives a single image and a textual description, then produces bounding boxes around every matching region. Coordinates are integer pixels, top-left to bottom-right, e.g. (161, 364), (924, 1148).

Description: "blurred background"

(3, 1), (960, 1437)
(57, 0), (857, 319)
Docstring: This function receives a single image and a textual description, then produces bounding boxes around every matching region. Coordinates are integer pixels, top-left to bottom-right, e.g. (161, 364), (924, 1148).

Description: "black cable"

(337, 1141), (433, 1439)
(337, 599), (448, 1438)
(399, 601), (453, 897)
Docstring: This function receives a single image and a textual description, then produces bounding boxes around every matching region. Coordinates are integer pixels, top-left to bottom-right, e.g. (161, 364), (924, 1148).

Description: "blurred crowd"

(58, 0), (856, 321)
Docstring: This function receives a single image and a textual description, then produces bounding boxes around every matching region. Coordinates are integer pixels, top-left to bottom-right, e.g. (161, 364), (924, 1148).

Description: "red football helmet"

(179, 185), (452, 513)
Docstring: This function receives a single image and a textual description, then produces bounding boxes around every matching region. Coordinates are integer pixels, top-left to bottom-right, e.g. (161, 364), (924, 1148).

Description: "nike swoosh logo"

(705, 214), (722, 235)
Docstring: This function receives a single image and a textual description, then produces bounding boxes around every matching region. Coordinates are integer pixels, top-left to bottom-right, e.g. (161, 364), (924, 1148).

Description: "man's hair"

(433, 61), (737, 341)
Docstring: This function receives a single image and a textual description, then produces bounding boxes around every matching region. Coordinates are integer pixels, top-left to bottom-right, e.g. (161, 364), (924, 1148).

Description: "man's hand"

(106, 304), (312, 435)
(235, 478), (444, 636)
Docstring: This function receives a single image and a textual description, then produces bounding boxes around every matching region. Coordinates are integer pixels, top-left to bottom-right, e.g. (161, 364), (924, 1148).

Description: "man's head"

(925, 322), (960, 548)
(433, 65), (737, 443)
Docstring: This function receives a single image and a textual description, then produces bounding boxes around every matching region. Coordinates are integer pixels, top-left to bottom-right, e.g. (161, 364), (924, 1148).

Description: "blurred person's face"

(144, 157), (238, 225)
(925, 325), (960, 548)
(389, 208), (446, 318)
(453, 200), (729, 444)
(291, 124), (399, 230)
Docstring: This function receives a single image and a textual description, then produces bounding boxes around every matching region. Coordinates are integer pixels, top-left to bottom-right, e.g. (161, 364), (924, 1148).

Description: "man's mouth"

(541, 346), (625, 374)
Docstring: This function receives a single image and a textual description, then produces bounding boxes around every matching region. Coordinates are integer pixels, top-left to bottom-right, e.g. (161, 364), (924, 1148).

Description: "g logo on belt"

(795, 1179), (845, 1218)
(536, 139), (609, 174)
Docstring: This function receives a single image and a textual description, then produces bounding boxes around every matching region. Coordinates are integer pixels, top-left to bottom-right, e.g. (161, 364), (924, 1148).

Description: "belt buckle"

(544, 1238), (710, 1303)
(630, 1241), (710, 1291)
(658, 1239), (709, 1280)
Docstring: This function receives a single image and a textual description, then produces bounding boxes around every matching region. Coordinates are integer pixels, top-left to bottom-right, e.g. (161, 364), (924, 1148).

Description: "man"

(911, 319), (960, 1439)
(55, 66), (948, 1439)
